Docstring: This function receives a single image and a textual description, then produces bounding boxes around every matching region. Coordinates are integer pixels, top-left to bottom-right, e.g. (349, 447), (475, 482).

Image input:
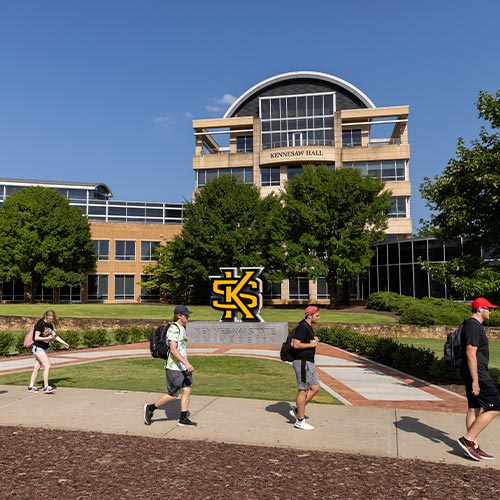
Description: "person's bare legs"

(464, 410), (499, 443)
(296, 384), (320, 419)
(30, 351), (50, 388)
(180, 385), (191, 412)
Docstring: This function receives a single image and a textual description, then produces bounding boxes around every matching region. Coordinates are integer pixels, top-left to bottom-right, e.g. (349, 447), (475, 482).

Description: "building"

(0, 71), (418, 304)
(192, 71), (412, 302)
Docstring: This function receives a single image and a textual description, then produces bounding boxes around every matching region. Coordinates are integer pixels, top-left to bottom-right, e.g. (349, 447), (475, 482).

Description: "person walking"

(457, 297), (500, 461)
(144, 305), (197, 427)
(27, 310), (69, 394)
(289, 305), (321, 430)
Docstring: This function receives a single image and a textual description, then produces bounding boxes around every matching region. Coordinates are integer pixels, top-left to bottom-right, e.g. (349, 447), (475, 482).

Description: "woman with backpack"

(27, 310), (69, 394)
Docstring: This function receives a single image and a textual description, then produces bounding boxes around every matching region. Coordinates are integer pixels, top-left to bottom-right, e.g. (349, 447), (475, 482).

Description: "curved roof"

(224, 71), (375, 118)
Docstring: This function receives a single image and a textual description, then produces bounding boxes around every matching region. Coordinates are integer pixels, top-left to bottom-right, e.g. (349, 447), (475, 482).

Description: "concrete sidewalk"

(1, 384), (499, 468)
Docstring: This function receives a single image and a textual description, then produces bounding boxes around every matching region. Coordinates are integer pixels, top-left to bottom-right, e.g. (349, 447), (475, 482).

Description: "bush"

(129, 326), (144, 343)
(366, 292), (416, 314)
(0, 332), (14, 356)
(15, 332), (28, 354)
(82, 329), (108, 348)
(399, 306), (436, 326)
(50, 330), (80, 350)
(114, 327), (130, 344)
(428, 358), (461, 383)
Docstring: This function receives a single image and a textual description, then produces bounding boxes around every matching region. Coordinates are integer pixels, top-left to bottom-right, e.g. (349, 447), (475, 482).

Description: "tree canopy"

(143, 175), (287, 303)
(282, 164), (392, 305)
(0, 186), (96, 302)
(419, 89), (500, 297)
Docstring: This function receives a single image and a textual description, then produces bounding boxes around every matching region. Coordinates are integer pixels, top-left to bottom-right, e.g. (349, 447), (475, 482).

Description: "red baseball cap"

(471, 298), (498, 310)
(304, 305), (319, 317)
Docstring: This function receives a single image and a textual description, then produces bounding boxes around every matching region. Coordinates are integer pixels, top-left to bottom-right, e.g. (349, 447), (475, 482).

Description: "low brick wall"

(2, 316), (500, 340)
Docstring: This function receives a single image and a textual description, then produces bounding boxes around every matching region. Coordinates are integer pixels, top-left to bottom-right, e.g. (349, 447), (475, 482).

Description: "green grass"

(0, 355), (340, 404)
(0, 303), (395, 324)
(394, 337), (500, 370)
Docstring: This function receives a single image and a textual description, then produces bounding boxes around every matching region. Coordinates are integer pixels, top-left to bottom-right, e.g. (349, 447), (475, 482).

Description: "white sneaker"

(294, 419), (314, 431)
(44, 386), (54, 394)
(289, 407), (297, 420)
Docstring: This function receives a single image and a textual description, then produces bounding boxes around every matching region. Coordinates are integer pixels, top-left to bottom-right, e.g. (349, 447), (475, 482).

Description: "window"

(196, 168), (253, 188)
(141, 241), (160, 261)
(59, 285), (81, 303)
(342, 129), (362, 147)
(289, 277), (309, 300)
(87, 275), (108, 301)
(260, 92), (336, 150)
(236, 136), (253, 153)
(263, 281), (281, 300)
(115, 240), (135, 261)
(343, 160), (406, 181)
(261, 167), (280, 186)
(93, 240), (109, 261)
(114, 275), (135, 300)
(388, 197), (407, 218)
(316, 278), (330, 299)
(140, 275), (160, 301)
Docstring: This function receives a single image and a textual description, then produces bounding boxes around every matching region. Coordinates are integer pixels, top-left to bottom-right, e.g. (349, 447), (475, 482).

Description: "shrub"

(129, 326), (145, 343)
(369, 337), (399, 365)
(366, 292), (416, 314)
(15, 332), (27, 354)
(0, 332), (14, 356)
(82, 329), (108, 348)
(399, 306), (436, 326)
(50, 330), (80, 350)
(428, 358), (461, 383)
(114, 327), (130, 344)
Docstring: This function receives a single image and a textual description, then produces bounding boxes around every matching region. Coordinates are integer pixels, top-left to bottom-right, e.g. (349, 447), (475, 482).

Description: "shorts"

(292, 359), (319, 390)
(32, 346), (48, 355)
(166, 369), (193, 397)
(464, 372), (500, 412)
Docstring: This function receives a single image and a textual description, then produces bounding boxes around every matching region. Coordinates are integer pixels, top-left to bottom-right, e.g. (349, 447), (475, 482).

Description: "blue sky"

(1, 0), (499, 231)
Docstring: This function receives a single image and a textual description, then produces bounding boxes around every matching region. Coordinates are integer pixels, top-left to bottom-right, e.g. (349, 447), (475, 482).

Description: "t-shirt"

(33, 319), (54, 349)
(460, 317), (489, 374)
(292, 319), (315, 362)
(165, 323), (186, 371)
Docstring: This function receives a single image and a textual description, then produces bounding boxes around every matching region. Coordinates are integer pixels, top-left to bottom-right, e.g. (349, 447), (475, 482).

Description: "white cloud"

(153, 116), (174, 128)
(206, 93), (237, 113)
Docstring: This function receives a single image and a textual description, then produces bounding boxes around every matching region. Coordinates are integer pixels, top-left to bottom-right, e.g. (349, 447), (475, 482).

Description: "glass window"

(87, 275), (109, 301)
(316, 278), (330, 299)
(140, 275), (160, 302)
(263, 281), (281, 300)
(114, 275), (135, 301)
(59, 285), (81, 303)
(115, 240), (135, 261)
(236, 135), (253, 153)
(141, 241), (160, 261)
(388, 197), (407, 218)
(287, 166), (303, 181)
(261, 167), (280, 187)
(342, 129), (362, 147)
(93, 240), (109, 261)
(289, 277), (309, 300)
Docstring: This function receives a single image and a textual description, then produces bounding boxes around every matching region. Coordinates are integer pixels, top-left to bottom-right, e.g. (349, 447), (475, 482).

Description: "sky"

(1, 0), (499, 231)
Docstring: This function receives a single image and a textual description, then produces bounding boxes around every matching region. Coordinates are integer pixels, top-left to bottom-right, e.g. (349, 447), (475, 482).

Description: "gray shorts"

(293, 359), (319, 390)
(166, 369), (193, 397)
(32, 346), (48, 355)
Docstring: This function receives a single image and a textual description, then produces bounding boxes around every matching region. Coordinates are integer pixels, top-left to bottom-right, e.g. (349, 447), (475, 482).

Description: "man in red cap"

(289, 305), (321, 430)
(457, 298), (500, 461)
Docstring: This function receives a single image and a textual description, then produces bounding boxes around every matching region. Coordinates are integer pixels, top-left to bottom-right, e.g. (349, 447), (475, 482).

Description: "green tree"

(0, 187), (96, 302)
(143, 176), (287, 303)
(420, 90), (500, 297)
(282, 165), (392, 305)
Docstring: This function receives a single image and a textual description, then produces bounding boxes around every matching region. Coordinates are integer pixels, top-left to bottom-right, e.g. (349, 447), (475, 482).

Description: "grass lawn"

(395, 337), (500, 371)
(0, 303), (396, 324)
(0, 355), (340, 405)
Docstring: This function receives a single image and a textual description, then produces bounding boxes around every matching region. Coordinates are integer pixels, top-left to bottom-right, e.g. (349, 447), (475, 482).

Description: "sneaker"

(294, 419), (315, 431)
(289, 407), (297, 420)
(27, 386), (39, 393)
(143, 404), (154, 426)
(475, 445), (494, 460)
(178, 417), (197, 427)
(457, 436), (481, 461)
(43, 386), (54, 394)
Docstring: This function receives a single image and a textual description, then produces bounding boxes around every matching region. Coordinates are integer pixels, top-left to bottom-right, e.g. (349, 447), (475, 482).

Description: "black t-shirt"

(292, 319), (315, 362)
(460, 317), (489, 374)
(33, 319), (54, 349)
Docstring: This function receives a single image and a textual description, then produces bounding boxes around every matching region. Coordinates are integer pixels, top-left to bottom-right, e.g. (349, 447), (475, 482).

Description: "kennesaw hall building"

(1, 71), (432, 304)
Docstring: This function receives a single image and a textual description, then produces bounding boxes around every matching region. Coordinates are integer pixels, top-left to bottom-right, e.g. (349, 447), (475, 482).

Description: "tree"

(0, 187), (96, 302)
(282, 164), (392, 305)
(143, 175), (287, 303)
(420, 90), (500, 297)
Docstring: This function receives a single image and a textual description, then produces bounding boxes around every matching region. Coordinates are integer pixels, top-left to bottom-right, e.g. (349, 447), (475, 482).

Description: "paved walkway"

(1, 342), (499, 467)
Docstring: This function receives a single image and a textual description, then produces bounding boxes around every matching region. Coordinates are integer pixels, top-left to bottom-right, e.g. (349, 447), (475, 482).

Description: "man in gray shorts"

(289, 305), (321, 430)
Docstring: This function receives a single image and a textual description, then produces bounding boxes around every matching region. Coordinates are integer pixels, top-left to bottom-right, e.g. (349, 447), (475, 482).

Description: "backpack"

(280, 326), (298, 362)
(23, 325), (35, 349)
(443, 323), (465, 368)
(150, 323), (179, 360)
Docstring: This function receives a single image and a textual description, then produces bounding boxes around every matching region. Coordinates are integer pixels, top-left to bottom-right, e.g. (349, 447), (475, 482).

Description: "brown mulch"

(3, 426), (499, 500)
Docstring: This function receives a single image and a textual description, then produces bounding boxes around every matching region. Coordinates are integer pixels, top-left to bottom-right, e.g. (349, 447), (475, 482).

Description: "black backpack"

(150, 324), (178, 360)
(280, 326), (298, 362)
(443, 323), (465, 368)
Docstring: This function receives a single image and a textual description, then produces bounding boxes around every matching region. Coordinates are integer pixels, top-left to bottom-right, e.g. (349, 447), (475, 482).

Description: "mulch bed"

(3, 425), (498, 500)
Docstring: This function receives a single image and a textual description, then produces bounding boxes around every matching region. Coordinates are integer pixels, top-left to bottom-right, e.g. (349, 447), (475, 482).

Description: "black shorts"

(166, 369), (193, 397)
(464, 372), (500, 411)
